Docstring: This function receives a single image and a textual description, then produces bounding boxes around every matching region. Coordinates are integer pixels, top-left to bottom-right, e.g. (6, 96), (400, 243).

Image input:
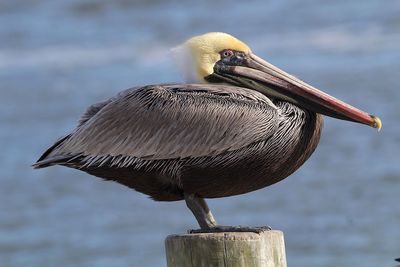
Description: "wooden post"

(165, 230), (287, 267)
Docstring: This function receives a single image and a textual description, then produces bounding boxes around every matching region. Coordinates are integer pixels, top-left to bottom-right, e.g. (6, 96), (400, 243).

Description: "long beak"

(210, 53), (381, 130)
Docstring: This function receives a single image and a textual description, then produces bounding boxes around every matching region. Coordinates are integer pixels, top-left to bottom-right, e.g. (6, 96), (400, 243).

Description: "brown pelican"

(34, 32), (381, 231)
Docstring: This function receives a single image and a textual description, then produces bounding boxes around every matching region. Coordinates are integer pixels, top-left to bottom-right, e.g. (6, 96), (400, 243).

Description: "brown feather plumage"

(34, 83), (322, 201)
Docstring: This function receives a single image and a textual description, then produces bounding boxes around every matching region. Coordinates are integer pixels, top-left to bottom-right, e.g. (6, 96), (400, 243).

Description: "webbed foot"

(188, 225), (271, 234)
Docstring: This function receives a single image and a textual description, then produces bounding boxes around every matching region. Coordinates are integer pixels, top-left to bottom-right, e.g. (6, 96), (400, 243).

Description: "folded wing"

(34, 84), (279, 168)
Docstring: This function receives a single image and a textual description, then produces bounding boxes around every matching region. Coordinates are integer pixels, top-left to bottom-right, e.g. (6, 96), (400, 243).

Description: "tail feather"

(33, 134), (73, 169)
(32, 155), (75, 169)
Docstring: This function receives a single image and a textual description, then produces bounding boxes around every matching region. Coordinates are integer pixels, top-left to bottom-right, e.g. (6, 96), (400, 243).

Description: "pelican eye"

(218, 50), (246, 66)
(221, 49), (234, 58)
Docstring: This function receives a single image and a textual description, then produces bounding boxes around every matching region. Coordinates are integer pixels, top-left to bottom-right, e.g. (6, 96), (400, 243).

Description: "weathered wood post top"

(165, 230), (287, 267)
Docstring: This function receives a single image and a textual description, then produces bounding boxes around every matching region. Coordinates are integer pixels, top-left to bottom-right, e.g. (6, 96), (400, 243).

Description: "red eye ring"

(222, 50), (234, 58)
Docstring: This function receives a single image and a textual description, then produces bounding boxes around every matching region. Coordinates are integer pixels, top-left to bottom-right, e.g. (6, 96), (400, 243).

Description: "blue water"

(1, 0), (399, 266)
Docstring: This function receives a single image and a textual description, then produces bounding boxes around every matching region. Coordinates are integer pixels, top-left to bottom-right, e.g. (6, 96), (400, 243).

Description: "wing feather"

(42, 84), (279, 162)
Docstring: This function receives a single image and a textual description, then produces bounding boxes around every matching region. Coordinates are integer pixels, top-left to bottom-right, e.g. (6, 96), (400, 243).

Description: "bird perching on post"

(34, 32), (381, 231)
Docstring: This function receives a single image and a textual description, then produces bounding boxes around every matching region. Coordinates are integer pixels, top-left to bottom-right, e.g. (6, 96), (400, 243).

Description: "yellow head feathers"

(173, 32), (251, 82)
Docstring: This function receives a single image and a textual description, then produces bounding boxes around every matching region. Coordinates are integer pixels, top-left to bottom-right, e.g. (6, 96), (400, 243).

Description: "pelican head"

(174, 32), (381, 129)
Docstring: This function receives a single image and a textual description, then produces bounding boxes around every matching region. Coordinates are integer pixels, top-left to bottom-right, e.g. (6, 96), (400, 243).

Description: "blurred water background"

(1, 0), (399, 266)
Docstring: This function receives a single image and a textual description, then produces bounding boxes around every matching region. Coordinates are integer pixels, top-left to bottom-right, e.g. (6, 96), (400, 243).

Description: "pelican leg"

(184, 193), (272, 234)
(184, 193), (217, 229)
